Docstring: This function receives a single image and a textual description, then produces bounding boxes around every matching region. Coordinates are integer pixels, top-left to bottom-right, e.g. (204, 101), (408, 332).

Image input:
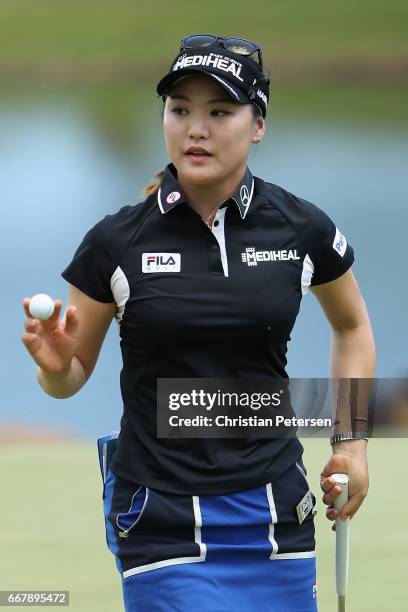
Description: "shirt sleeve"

(61, 216), (116, 302)
(304, 201), (355, 286)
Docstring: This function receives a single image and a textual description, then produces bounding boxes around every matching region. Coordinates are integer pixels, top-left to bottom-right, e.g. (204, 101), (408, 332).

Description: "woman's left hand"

(320, 439), (369, 532)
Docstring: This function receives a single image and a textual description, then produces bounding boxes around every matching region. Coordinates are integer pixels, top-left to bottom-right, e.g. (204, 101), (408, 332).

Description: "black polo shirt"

(61, 163), (354, 495)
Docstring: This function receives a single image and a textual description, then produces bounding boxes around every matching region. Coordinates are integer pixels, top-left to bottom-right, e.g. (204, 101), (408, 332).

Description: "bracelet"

(330, 431), (369, 445)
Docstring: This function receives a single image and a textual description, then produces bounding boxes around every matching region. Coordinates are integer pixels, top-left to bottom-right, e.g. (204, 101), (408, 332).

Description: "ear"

(252, 116), (266, 143)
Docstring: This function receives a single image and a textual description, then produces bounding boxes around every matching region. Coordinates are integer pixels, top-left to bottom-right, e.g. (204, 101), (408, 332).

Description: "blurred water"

(1, 95), (407, 439)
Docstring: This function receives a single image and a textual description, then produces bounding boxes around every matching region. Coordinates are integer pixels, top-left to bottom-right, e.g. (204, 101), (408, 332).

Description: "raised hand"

(21, 297), (79, 374)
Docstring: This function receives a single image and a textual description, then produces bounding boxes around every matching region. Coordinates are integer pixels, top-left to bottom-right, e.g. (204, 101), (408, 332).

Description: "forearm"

(331, 322), (376, 378)
(331, 437), (368, 454)
(330, 322), (376, 445)
(37, 356), (87, 399)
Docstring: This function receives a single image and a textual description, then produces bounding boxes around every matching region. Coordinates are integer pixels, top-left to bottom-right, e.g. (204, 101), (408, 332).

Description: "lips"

(185, 146), (212, 157)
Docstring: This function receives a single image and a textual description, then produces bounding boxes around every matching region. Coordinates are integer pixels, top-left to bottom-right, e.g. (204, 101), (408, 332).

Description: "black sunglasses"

(180, 34), (263, 71)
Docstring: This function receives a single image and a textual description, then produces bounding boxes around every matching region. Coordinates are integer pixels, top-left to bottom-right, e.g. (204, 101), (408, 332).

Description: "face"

(162, 73), (265, 187)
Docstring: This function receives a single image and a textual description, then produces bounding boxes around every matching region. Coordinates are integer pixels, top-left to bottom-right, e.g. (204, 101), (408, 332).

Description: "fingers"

(337, 496), (364, 521)
(327, 504), (349, 532)
(21, 331), (39, 349)
(320, 475), (336, 494)
(326, 508), (338, 532)
(321, 475), (351, 525)
(326, 505), (339, 521)
(63, 305), (79, 335)
(22, 296), (79, 342)
(22, 314), (45, 356)
(48, 299), (62, 323)
(328, 503), (357, 532)
(24, 317), (43, 334)
(23, 297), (62, 324)
(21, 328), (42, 358)
(326, 494), (362, 527)
(320, 476), (343, 507)
(23, 297), (34, 319)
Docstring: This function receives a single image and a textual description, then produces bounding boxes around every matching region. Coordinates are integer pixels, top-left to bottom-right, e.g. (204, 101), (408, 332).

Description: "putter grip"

(332, 473), (349, 597)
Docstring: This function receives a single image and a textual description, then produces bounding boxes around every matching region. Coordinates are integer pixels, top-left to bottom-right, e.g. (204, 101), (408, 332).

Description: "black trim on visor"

(158, 68), (248, 104)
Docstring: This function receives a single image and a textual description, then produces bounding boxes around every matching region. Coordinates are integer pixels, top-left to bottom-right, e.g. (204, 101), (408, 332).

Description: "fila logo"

(333, 227), (347, 257)
(241, 247), (300, 267)
(142, 253), (181, 273)
(173, 53), (244, 82)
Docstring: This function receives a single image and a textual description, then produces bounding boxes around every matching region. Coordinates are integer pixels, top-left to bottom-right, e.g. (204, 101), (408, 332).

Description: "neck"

(176, 166), (246, 219)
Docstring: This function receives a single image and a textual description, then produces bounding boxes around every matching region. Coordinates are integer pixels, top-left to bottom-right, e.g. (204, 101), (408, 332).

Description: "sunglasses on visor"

(180, 34), (263, 71)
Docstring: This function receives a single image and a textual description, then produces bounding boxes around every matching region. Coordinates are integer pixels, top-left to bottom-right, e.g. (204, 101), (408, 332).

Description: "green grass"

(0, 0), (407, 63)
(0, 438), (406, 611)
(0, 441), (122, 611)
(303, 438), (407, 610)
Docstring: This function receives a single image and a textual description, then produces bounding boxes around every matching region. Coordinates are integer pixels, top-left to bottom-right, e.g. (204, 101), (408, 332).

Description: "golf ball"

(29, 293), (55, 320)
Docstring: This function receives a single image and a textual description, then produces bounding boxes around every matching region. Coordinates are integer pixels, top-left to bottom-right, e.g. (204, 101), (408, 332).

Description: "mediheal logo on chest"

(142, 253), (181, 273)
(241, 247), (301, 267)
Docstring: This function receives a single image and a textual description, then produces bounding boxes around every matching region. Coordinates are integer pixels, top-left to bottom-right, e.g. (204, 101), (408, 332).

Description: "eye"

(211, 110), (231, 117)
(171, 107), (187, 115)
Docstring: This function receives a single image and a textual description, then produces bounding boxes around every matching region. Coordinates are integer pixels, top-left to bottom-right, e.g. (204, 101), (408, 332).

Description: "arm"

(310, 268), (375, 528)
(311, 267), (376, 379)
(23, 284), (117, 399)
(313, 267), (375, 441)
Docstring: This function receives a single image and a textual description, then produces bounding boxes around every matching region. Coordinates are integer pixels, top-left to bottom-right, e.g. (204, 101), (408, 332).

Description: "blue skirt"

(98, 438), (318, 612)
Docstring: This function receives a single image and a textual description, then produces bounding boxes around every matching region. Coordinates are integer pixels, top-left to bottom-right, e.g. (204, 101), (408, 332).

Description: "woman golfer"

(22, 34), (374, 612)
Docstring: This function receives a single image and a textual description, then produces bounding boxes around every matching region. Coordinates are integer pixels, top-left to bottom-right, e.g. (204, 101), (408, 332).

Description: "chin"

(179, 161), (222, 185)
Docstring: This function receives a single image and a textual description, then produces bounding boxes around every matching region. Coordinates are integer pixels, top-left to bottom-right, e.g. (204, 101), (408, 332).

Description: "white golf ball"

(29, 293), (55, 320)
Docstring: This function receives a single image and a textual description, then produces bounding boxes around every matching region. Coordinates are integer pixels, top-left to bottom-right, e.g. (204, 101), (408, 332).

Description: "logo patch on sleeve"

(142, 253), (181, 273)
(333, 227), (347, 257)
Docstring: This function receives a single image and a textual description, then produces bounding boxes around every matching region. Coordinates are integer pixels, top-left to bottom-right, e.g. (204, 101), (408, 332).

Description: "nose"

(187, 113), (210, 140)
